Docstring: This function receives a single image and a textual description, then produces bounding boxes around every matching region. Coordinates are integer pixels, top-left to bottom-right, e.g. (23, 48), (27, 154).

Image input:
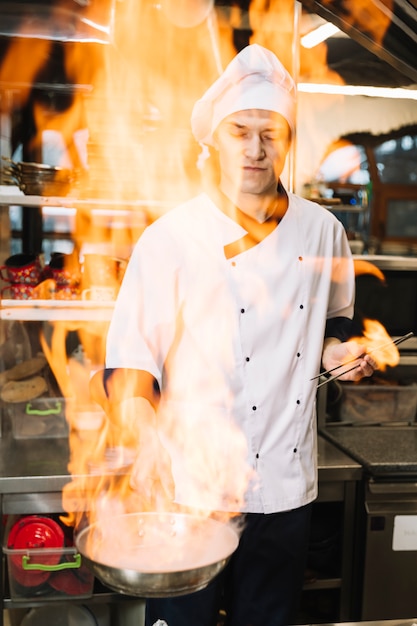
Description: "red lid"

(49, 569), (92, 595)
(7, 516), (65, 587)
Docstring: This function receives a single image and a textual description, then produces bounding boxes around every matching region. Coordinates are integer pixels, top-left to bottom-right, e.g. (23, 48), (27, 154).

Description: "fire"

(0, 37), (53, 112)
(353, 259), (385, 282)
(15, 0), (293, 537)
(350, 318), (400, 371)
(350, 261), (397, 371)
(61, 364), (253, 532)
(326, 0), (392, 47)
(3, 0), (385, 569)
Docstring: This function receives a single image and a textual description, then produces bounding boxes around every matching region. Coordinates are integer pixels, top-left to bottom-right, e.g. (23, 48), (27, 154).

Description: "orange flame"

(2, 0), (298, 542)
(50, 1), (296, 535)
(351, 318), (400, 371)
(61, 366), (253, 532)
(321, 0), (392, 47)
(354, 259), (385, 282)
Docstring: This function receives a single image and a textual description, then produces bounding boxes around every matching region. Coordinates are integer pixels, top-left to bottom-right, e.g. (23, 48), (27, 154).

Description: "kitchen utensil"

(2, 160), (80, 196)
(1, 283), (39, 300)
(312, 331), (414, 388)
(0, 253), (43, 285)
(82, 285), (116, 301)
(75, 511), (239, 597)
(46, 252), (81, 286)
(82, 254), (125, 286)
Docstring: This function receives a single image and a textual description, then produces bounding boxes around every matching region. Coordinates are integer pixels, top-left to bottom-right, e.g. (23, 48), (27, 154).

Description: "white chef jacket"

(106, 192), (355, 513)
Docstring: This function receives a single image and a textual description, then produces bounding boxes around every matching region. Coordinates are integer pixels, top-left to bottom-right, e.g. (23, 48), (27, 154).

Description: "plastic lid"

(7, 516), (65, 586)
(7, 515), (65, 551)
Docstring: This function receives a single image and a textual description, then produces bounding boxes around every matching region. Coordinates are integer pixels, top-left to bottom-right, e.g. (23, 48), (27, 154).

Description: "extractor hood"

(0, 0), (116, 43)
(300, 0), (417, 85)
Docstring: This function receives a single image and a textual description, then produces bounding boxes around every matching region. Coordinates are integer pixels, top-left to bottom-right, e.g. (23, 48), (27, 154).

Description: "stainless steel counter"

(317, 433), (362, 482)
(0, 418), (364, 622)
(322, 426), (417, 478)
(0, 420), (362, 496)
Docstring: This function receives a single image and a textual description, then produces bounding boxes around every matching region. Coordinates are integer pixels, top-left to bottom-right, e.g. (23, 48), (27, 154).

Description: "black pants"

(145, 504), (312, 626)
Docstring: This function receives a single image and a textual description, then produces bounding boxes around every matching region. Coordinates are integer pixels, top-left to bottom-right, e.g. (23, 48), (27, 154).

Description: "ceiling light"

(301, 22), (340, 48)
(298, 82), (417, 100)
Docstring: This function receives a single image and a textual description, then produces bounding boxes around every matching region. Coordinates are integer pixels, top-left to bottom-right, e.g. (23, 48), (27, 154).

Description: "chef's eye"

(264, 132), (283, 141)
(231, 128), (247, 138)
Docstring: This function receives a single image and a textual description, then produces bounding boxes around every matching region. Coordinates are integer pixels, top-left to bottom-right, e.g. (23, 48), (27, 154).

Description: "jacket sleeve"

(93, 367), (160, 408)
(324, 316), (354, 342)
(105, 223), (180, 387)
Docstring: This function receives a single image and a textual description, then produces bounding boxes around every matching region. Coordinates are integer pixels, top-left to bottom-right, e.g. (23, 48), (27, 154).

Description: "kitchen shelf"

(326, 204), (367, 213)
(0, 192), (174, 211)
(1, 193), (365, 213)
(307, 197), (367, 213)
(2, 588), (122, 610)
(0, 299), (114, 322)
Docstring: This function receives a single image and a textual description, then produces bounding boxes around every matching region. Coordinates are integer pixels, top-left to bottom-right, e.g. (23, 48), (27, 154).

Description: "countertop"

(0, 414), (362, 496)
(322, 425), (417, 478)
(317, 433), (362, 482)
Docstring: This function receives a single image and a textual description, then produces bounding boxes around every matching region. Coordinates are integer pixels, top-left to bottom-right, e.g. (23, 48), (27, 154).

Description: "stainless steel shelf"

(0, 299), (114, 322)
(0, 192), (174, 210)
(2, 591), (124, 610)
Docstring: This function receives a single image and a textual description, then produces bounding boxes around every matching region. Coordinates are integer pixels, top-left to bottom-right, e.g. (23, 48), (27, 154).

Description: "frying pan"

(75, 511), (239, 597)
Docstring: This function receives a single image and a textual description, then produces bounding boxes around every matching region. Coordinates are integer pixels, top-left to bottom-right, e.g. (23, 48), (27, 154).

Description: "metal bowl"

(75, 511), (239, 597)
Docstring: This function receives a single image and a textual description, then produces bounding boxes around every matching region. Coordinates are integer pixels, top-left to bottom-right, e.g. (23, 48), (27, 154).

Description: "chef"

(103, 43), (376, 626)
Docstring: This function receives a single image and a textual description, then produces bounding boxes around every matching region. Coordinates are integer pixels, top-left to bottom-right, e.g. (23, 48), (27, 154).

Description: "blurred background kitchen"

(0, 2), (417, 626)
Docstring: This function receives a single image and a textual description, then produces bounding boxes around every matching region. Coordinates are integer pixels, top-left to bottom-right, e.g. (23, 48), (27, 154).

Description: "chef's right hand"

(322, 337), (377, 382)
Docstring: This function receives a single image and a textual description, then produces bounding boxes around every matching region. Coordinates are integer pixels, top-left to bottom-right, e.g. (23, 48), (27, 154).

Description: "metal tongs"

(312, 331), (414, 388)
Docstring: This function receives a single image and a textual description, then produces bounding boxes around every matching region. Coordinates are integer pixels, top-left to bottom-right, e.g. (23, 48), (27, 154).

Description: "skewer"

(316, 362), (363, 388)
(311, 331), (414, 386)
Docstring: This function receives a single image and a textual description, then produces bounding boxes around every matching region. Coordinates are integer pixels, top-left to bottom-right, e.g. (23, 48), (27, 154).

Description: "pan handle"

(22, 553), (81, 571)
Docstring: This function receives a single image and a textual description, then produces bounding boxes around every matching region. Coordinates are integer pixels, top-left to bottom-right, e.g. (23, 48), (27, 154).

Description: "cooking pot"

(75, 511), (239, 597)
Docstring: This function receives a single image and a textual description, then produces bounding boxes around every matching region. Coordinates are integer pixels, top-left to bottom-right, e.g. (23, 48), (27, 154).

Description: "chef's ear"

(196, 143), (211, 170)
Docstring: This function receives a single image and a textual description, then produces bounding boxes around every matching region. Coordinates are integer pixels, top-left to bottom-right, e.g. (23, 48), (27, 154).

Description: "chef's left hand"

(322, 337), (377, 382)
(130, 423), (175, 509)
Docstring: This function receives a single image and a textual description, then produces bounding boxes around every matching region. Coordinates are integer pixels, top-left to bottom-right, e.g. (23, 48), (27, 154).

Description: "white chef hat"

(191, 43), (296, 147)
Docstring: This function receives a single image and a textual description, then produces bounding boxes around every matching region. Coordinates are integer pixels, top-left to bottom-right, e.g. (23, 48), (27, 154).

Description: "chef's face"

(214, 109), (292, 201)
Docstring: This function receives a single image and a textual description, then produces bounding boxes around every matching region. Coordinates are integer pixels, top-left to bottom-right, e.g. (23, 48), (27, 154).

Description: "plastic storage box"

(4, 515), (95, 601)
(4, 545), (94, 601)
(339, 383), (417, 424)
(6, 397), (68, 439)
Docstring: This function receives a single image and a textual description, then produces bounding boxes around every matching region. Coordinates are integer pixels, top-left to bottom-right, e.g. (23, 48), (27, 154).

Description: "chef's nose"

(244, 133), (265, 159)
